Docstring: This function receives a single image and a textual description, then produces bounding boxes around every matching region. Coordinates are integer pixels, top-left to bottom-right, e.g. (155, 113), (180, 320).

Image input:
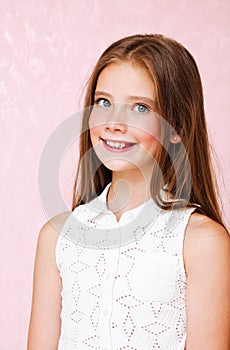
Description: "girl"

(27, 34), (230, 350)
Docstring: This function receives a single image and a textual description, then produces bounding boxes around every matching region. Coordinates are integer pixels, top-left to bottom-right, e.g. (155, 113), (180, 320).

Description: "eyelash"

(94, 98), (151, 113)
(133, 103), (150, 113)
(94, 98), (110, 106)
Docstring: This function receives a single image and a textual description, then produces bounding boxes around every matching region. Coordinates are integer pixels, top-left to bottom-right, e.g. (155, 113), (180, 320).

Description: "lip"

(100, 137), (137, 152)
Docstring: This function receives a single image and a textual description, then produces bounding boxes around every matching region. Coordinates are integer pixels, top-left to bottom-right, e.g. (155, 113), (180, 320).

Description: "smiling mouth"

(100, 138), (136, 151)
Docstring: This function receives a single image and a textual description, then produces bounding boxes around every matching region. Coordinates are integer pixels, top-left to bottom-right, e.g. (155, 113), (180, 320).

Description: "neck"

(107, 167), (153, 220)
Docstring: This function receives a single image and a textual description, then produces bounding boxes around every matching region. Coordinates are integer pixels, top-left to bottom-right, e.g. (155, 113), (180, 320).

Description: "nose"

(105, 121), (127, 133)
(104, 104), (127, 133)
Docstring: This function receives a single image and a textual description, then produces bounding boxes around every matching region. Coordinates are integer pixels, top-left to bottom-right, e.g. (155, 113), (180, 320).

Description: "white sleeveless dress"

(56, 184), (195, 350)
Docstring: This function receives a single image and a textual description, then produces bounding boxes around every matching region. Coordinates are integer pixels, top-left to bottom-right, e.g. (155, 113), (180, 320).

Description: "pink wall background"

(0, 0), (229, 348)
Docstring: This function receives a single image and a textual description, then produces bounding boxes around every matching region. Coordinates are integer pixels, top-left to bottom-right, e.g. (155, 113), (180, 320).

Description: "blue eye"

(133, 104), (149, 114)
(95, 98), (111, 108)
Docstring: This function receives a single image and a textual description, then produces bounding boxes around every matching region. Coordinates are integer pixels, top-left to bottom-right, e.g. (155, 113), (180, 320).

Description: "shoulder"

(184, 212), (230, 273)
(184, 213), (230, 347)
(36, 211), (72, 267)
(39, 211), (71, 241)
(185, 212), (229, 240)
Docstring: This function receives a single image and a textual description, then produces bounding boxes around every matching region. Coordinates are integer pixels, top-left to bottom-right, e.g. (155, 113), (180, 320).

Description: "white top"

(56, 183), (195, 350)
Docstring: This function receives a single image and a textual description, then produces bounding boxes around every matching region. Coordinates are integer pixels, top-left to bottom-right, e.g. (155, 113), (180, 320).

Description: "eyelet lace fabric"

(56, 185), (195, 350)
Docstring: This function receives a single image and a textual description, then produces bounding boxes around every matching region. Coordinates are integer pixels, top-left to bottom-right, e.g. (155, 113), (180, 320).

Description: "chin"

(103, 159), (138, 172)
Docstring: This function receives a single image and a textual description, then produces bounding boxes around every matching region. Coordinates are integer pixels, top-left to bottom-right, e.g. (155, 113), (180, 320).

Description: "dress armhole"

(54, 212), (72, 273)
(55, 233), (63, 272)
(179, 208), (196, 280)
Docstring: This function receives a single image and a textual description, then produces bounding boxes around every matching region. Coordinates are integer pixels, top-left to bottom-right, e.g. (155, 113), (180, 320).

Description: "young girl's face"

(89, 61), (161, 174)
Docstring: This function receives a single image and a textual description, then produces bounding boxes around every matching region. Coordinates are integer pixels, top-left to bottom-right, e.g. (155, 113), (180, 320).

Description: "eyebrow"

(94, 90), (155, 106)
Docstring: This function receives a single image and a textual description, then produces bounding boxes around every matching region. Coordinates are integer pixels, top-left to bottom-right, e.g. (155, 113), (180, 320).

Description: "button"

(105, 272), (111, 279)
(103, 309), (108, 316)
(127, 212), (134, 220)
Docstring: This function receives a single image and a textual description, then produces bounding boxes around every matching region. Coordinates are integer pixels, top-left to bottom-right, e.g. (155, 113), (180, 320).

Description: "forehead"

(96, 61), (156, 99)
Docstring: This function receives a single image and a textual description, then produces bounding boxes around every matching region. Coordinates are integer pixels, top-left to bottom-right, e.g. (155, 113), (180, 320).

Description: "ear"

(170, 134), (181, 144)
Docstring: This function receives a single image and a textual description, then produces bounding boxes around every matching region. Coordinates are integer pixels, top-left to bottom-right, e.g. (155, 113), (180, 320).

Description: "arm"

(27, 211), (71, 350)
(184, 214), (230, 350)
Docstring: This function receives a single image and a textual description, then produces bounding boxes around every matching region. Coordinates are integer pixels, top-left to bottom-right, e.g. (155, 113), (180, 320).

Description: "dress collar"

(81, 182), (158, 223)
(69, 184), (162, 248)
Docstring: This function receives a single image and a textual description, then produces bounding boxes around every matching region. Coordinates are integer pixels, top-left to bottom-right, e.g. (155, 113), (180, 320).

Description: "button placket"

(98, 241), (120, 350)
(103, 309), (109, 316)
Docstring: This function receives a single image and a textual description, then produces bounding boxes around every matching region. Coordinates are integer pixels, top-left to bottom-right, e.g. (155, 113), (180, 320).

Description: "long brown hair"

(72, 34), (224, 227)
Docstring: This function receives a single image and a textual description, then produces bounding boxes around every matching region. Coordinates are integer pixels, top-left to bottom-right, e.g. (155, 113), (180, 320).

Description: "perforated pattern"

(56, 186), (195, 350)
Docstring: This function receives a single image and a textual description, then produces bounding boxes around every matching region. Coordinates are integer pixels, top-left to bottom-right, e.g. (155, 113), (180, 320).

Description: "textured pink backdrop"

(0, 0), (229, 348)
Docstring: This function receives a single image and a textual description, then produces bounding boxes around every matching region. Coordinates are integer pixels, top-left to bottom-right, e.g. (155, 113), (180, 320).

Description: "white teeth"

(105, 140), (126, 149)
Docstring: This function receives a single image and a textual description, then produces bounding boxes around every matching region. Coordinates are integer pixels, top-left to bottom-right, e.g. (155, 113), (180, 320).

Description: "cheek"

(89, 115), (102, 146)
(88, 112), (95, 130)
(138, 119), (161, 143)
(149, 117), (161, 138)
(141, 133), (160, 151)
(136, 120), (161, 158)
(89, 127), (99, 146)
(89, 107), (106, 128)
